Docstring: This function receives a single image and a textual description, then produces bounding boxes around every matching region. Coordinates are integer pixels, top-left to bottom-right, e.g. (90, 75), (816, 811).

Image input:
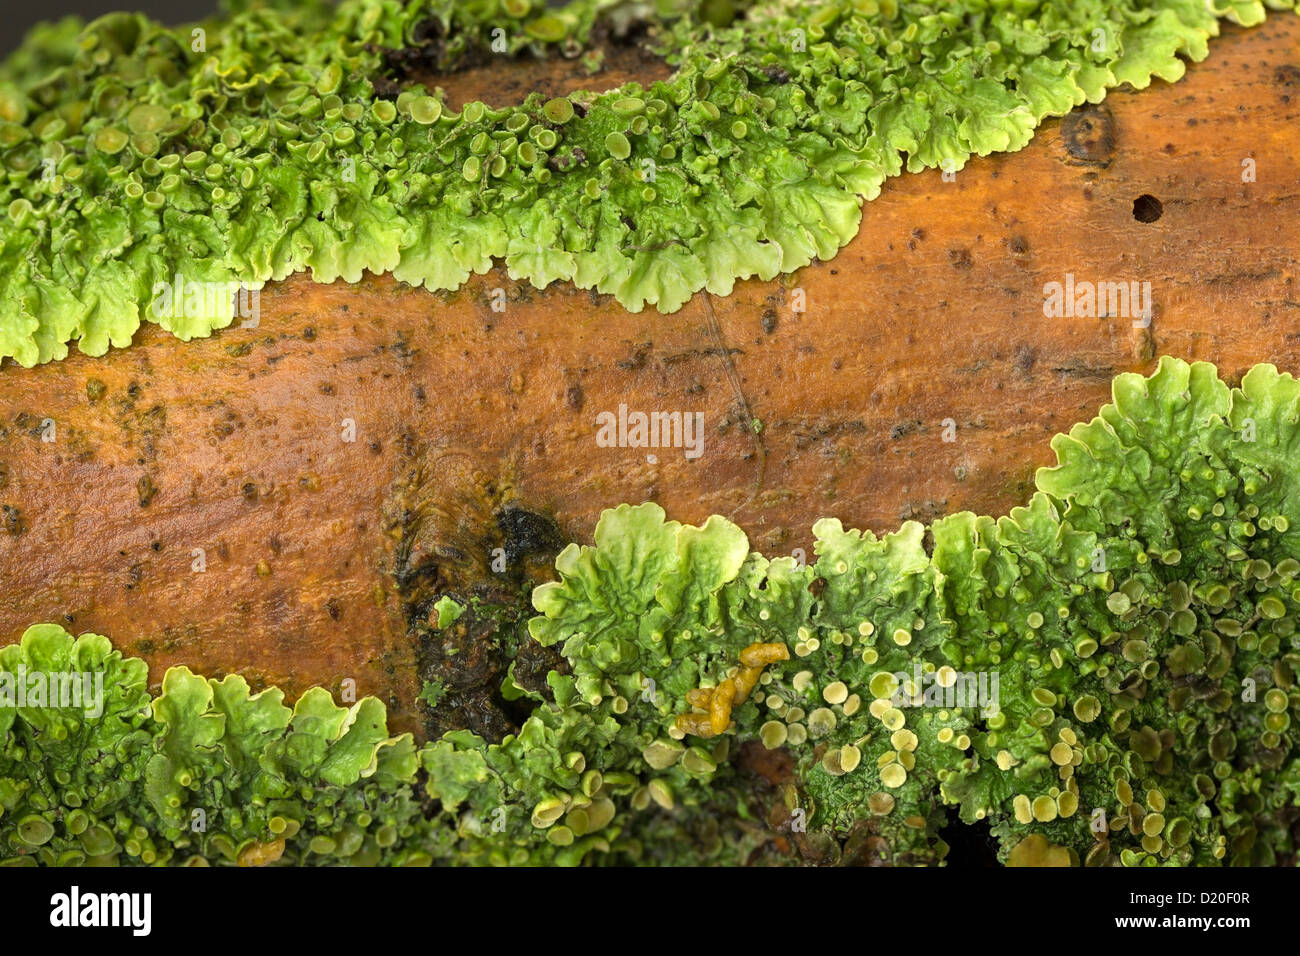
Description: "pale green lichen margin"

(0, 0), (1296, 366)
(4, 357), (1300, 865)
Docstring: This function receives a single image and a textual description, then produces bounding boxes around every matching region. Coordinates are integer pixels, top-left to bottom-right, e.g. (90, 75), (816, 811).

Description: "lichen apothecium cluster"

(1, 0), (1295, 365)
(4, 358), (1300, 866)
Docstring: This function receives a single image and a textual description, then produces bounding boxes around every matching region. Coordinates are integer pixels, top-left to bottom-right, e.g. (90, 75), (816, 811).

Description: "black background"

(7, 863), (1294, 942)
(3, 1), (220, 56)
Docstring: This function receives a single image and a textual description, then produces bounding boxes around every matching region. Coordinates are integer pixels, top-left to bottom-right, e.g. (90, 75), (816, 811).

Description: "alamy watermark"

(891, 662), (999, 715)
(150, 272), (261, 328)
(1043, 273), (1151, 327)
(50, 886), (150, 936)
(595, 404), (704, 460)
(0, 666), (104, 717)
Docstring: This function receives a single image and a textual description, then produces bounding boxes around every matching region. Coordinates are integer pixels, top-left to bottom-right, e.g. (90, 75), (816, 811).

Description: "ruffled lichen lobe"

(0, 0), (1295, 366)
(5, 359), (1300, 866)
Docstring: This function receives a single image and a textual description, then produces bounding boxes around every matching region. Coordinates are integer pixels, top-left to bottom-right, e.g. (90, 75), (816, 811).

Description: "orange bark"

(0, 17), (1296, 734)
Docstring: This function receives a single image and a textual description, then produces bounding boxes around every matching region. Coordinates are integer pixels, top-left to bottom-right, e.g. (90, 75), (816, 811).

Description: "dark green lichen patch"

(1, 0), (1292, 366)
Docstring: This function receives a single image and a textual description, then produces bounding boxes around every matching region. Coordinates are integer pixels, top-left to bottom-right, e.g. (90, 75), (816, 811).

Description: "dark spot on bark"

(900, 500), (950, 524)
(241, 481), (259, 502)
(326, 597), (341, 621)
(496, 506), (564, 568)
(1060, 104), (1116, 167)
(1050, 360), (1116, 380)
(948, 248), (972, 270)
(2, 504), (24, 536)
(137, 474), (158, 508)
(761, 307), (778, 334)
(399, 426), (418, 459)
(86, 379), (106, 403)
(616, 342), (652, 371)
(565, 381), (584, 410)
(212, 411), (240, 439)
(1014, 344), (1037, 376)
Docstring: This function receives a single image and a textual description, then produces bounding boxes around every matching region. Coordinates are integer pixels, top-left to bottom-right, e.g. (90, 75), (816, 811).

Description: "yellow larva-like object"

(674, 643), (790, 739)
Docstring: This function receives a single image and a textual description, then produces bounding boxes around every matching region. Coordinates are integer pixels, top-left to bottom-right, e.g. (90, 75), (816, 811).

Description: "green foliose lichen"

(463, 356), (1300, 866)
(4, 357), (1300, 865)
(1, 0), (1295, 365)
(0, 623), (437, 866)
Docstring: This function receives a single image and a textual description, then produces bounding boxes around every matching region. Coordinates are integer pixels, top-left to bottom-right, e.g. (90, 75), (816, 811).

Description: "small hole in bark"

(1132, 194), (1163, 223)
